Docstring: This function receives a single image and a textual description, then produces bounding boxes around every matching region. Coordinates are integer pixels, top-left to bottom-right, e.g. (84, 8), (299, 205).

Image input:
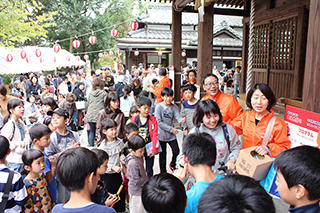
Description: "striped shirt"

(0, 164), (28, 212)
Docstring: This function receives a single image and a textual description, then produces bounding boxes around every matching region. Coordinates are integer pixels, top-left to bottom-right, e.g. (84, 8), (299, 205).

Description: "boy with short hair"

(0, 135), (28, 212)
(174, 132), (223, 213)
(274, 145), (320, 212)
(124, 135), (149, 213)
(45, 108), (79, 203)
(233, 65), (242, 99)
(131, 96), (158, 178)
(124, 123), (139, 139)
(155, 87), (185, 173)
(142, 173), (186, 213)
(180, 84), (200, 137)
(29, 123), (57, 203)
(52, 147), (116, 213)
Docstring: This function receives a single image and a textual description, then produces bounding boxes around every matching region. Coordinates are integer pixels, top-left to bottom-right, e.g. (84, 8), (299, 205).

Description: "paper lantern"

(134, 50), (139, 57)
(110, 29), (119, 38)
(181, 51), (186, 57)
(98, 53), (103, 58)
(84, 54), (89, 60)
(68, 66), (71, 68)
(89, 35), (97, 45)
(72, 39), (80, 49)
(63, 66), (66, 68)
(66, 56), (71, 62)
(53, 57), (57, 62)
(40, 57), (44, 63)
(35, 49), (41, 57)
(117, 49), (121, 54)
(53, 44), (60, 53)
(104, 53), (108, 58)
(158, 51), (163, 56)
(20, 51), (26, 59)
(74, 65), (78, 68)
(6, 54), (13, 62)
(109, 51), (113, 56)
(130, 22), (138, 30)
(75, 56), (80, 61)
(58, 66), (61, 69)
(26, 57), (30, 63)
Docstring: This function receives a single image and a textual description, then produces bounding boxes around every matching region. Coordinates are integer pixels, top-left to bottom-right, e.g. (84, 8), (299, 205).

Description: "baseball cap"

(139, 63), (143, 66)
(95, 69), (102, 75)
(47, 108), (69, 119)
(227, 70), (233, 74)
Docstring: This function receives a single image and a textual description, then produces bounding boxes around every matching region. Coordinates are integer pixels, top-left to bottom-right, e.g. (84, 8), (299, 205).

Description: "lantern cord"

(74, 48), (118, 55)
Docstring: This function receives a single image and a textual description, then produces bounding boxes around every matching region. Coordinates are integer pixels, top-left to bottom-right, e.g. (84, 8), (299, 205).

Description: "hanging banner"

(285, 106), (320, 148)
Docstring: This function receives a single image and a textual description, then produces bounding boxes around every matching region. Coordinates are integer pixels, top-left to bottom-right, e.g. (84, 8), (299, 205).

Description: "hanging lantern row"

(89, 35), (97, 45)
(181, 51), (186, 57)
(40, 57), (44, 63)
(111, 29), (119, 38)
(84, 54), (89, 60)
(53, 44), (60, 53)
(158, 51), (163, 56)
(26, 57), (30, 63)
(6, 54), (13, 62)
(130, 22), (138, 30)
(75, 56), (80, 61)
(109, 51), (113, 56)
(98, 53), (103, 58)
(72, 39), (81, 49)
(117, 49), (121, 54)
(134, 50), (139, 57)
(20, 51), (27, 59)
(35, 49), (41, 57)
(54, 57), (57, 63)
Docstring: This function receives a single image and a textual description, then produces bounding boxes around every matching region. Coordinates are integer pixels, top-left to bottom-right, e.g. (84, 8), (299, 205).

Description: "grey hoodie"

(86, 89), (107, 123)
(124, 153), (148, 196)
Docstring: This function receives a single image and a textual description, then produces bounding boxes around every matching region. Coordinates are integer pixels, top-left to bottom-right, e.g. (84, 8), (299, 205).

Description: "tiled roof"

(137, 5), (243, 27)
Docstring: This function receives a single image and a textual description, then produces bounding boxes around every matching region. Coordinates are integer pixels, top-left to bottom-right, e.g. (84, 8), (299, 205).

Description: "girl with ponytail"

(120, 85), (136, 121)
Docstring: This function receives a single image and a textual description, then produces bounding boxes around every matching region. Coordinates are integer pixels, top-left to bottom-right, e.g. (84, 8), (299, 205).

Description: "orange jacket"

(201, 91), (243, 124)
(230, 110), (291, 157)
(317, 129), (320, 148)
(152, 76), (171, 103)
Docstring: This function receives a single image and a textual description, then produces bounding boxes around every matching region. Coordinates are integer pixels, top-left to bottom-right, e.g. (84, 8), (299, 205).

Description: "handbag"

(75, 101), (86, 110)
(0, 170), (14, 212)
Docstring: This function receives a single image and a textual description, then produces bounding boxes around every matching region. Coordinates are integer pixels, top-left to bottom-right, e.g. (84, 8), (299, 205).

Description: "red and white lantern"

(110, 29), (119, 38)
(72, 39), (80, 49)
(68, 66), (71, 68)
(53, 57), (57, 62)
(117, 49), (121, 54)
(40, 57), (44, 63)
(35, 49), (41, 57)
(20, 51), (26, 59)
(84, 54), (89, 60)
(98, 53), (103, 58)
(134, 50), (139, 57)
(74, 65), (78, 68)
(75, 56), (80, 61)
(181, 51), (186, 57)
(26, 57), (30, 63)
(130, 22), (138, 30)
(66, 56), (71, 62)
(109, 51), (113, 56)
(89, 35), (97, 45)
(6, 54), (13, 62)
(158, 51), (163, 56)
(58, 66), (61, 70)
(63, 66), (66, 68)
(53, 44), (60, 53)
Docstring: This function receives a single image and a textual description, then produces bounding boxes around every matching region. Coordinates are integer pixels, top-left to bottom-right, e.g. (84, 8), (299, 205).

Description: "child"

(180, 84), (200, 137)
(1, 99), (29, 173)
(120, 85), (136, 121)
(142, 173), (186, 213)
(124, 122), (140, 139)
(198, 175), (275, 213)
(21, 149), (54, 212)
(274, 146), (320, 212)
(98, 118), (125, 212)
(180, 99), (241, 174)
(174, 132), (224, 213)
(154, 87), (185, 173)
(126, 106), (139, 125)
(52, 147), (116, 213)
(124, 135), (149, 213)
(43, 116), (56, 132)
(41, 86), (54, 100)
(39, 97), (58, 124)
(91, 149), (119, 207)
(130, 97), (158, 178)
(0, 135), (28, 212)
(29, 123), (57, 203)
(233, 65), (241, 99)
(45, 108), (79, 203)
(59, 93), (77, 131)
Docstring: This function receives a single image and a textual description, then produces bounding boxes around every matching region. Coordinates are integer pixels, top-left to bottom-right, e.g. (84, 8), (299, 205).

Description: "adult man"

(201, 74), (243, 124)
(143, 65), (157, 91)
(138, 63), (145, 75)
(147, 67), (171, 104)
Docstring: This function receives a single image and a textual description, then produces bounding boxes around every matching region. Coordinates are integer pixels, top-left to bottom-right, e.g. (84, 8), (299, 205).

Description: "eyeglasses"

(204, 81), (219, 87)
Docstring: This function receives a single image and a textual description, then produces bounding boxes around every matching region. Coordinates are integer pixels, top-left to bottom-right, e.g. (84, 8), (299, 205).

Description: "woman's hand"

(255, 146), (268, 155)
(226, 159), (236, 171)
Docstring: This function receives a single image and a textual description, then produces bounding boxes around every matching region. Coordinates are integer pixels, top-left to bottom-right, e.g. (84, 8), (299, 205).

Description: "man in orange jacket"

(317, 128), (320, 148)
(201, 73), (243, 124)
(147, 67), (171, 104)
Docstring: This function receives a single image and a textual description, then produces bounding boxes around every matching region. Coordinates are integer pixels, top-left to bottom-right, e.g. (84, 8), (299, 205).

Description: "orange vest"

(231, 110), (291, 157)
(152, 76), (171, 103)
(317, 128), (320, 148)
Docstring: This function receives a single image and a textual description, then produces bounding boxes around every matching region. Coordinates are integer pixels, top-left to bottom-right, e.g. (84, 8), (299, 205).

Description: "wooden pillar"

(241, 0), (251, 93)
(197, 4), (214, 98)
(125, 50), (131, 73)
(302, 0), (320, 113)
(172, 5), (182, 105)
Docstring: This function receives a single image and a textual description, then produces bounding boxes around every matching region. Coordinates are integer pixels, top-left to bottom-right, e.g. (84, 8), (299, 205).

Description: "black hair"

(26, 94), (35, 102)
(142, 173), (186, 213)
(4, 99), (24, 125)
(158, 67), (167, 76)
(236, 65), (242, 69)
(129, 106), (139, 118)
(41, 97), (58, 110)
(246, 83), (276, 111)
(100, 118), (117, 141)
(29, 123), (52, 142)
(124, 122), (139, 134)
(274, 145), (320, 201)
(182, 133), (216, 166)
(161, 87), (173, 97)
(104, 92), (120, 114)
(182, 84), (197, 93)
(0, 85), (7, 96)
(198, 175), (275, 213)
(137, 96), (152, 107)
(123, 85), (132, 100)
(56, 147), (99, 192)
(138, 90), (149, 98)
(192, 99), (222, 128)
(0, 135), (9, 160)
(21, 149), (44, 175)
(188, 69), (197, 77)
(91, 70), (96, 76)
(62, 76), (68, 81)
(43, 116), (52, 127)
(128, 134), (145, 151)
(91, 149), (109, 167)
(202, 73), (218, 84)
(152, 78), (159, 84)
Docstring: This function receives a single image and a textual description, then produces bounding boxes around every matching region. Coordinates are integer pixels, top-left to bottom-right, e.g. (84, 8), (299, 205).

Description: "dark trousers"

(159, 139), (180, 173)
(144, 152), (154, 178)
(88, 122), (96, 147)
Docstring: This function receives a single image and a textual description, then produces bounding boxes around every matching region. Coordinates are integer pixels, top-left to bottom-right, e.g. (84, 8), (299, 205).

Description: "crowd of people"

(0, 63), (320, 213)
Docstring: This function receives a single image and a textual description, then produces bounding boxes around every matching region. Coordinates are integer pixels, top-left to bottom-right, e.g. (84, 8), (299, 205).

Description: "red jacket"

(131, 115), (159, 153)
(152, 76), (171, 104)
(231, 110), (291, 157)
(201, 91), (243, 124)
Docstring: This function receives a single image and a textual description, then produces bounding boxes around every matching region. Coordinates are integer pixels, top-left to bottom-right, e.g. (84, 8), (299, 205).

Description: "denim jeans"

(56, 178), (70, 203)
(234, 84), (241, 99)
(88, 122), (96, 147)
(8, 163), (24, 173)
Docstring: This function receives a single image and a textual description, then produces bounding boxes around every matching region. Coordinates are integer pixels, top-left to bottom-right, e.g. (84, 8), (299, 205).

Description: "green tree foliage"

(0, 0), (56, 47)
